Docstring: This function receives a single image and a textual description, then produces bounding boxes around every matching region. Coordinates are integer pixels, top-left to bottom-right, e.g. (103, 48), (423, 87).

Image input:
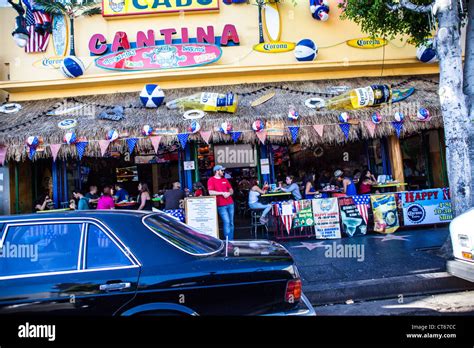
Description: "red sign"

(95, 43), (222, 71)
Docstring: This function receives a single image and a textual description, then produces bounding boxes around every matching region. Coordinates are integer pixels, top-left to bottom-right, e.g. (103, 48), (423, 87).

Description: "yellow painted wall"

(0, 0), (445, 101)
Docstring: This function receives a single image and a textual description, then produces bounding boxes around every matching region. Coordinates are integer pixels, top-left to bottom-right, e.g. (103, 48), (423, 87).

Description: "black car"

(0, 210), (314, 316)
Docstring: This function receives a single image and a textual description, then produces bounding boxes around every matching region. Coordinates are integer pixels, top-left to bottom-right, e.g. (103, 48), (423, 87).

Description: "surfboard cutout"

(95, 44), (222, 71)
(52, 15), (69, 57)
(263, 2), (281, 42)
(392, 87), (415, 103)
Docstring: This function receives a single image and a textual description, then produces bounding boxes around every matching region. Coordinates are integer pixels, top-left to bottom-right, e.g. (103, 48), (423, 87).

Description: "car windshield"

(143, 213), (223, 256)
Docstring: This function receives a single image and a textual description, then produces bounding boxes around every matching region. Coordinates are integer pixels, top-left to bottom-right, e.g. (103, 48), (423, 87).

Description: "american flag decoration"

(75, 141), (88, 160)
(231, 131), (242, 143)
(177, 133), (189, 149)
(126, 138), (138, 154)
(353, 194), (371, 225)
(339, 123), (351, 139)
(391, 121), (404, 138)
(288, 126), (300, 144)
(23, 0), (52, 53)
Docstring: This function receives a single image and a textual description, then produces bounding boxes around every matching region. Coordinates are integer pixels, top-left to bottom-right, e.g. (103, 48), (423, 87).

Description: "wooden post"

(387, 135), (405, 191)
(152, 164), (159, 194)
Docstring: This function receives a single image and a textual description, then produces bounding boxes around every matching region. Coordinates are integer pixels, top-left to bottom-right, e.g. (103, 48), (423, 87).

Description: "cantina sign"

(103, 0), (219, 18)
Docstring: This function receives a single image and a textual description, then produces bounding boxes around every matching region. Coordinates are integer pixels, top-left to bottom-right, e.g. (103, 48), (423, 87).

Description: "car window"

(86, 224), (132, 269)
(143, 214), (223, 256)
(0, 223), (82, 277)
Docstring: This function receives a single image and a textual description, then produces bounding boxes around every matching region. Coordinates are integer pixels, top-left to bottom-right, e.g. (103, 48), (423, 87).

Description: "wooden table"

(261, 192), (292, 203)
(373, 183), (407, 192)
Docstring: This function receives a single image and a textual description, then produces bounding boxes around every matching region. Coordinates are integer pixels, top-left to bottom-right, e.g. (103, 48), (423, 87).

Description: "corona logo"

(347, 37), (388, 49)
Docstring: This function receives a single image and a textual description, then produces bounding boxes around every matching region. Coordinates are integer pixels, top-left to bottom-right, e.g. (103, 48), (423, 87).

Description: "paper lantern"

(60, 56), (85, 78)
(252, 119), (265, 132)
(288, 105), (299, 121)
(64, 131), (77, 145)
(142, 125), (153, 136)
(26, 136), (39, 148)
(140, 84), (165, 108)
(371, 111), (382, 124)
(339, 112), (350, 123)
(310, 0), (330, 21)
(188, 120), (201, 134)
(295, 39), (318, 61)
(220, 122), (233, 134)
(417, 108), (430, 121)
(106, 129), (119, 142)
(416, 40), (438, 63)
(394, 112), (404, 122)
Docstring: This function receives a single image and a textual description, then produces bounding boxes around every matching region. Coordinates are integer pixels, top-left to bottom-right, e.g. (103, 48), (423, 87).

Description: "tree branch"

(386, 0), (433, 13)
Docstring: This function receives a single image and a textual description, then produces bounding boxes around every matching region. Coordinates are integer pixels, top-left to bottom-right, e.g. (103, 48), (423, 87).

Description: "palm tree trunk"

(69, 17), (75, 56)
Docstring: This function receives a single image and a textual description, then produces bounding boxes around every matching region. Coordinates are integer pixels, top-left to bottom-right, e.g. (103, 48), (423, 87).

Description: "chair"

(250, 210), (269, 239)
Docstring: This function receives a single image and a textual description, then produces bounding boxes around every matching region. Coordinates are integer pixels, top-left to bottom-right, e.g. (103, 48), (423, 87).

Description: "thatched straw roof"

(0, 75), (442, 161)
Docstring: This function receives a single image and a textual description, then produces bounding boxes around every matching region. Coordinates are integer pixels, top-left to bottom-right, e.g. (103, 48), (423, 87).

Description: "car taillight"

(285, 279), (302, 303)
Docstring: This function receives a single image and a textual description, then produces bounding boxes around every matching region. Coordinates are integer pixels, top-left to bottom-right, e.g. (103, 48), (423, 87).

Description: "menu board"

(293, 200), (314, 228)
(312, 198), (341, 239)
(401, 188), (453, 226)
(370, 194), (399, 233)
(185, 196), (219, 239)
(338, 197), (367, 237)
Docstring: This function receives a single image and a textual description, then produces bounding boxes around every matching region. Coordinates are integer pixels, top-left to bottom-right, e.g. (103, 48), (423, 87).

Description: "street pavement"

(314, 291), (474, 315)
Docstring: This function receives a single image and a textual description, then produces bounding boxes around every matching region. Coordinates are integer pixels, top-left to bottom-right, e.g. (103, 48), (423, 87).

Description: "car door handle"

(99, 282), (131, 292)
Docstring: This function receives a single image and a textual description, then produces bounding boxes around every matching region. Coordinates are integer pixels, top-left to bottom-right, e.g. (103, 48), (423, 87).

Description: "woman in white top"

(248, 179), (272, 224)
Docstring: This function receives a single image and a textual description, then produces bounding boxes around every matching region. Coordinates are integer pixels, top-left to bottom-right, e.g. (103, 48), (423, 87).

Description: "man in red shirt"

(207, 165), (235, 240)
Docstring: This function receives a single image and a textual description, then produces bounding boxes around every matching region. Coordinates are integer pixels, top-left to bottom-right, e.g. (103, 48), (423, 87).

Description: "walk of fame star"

(371, 234), (410, 242)
(291, 241), (328, 251)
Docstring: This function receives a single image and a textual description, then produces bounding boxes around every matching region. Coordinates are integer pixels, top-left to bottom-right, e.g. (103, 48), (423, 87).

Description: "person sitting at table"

(85, 185), (99, 207)
(248, 179), (272, 224)
(358, 169), (377, 195)
(304, 173), (319, 199)
(279, 176), (302, 201)
(113, 183), (129, 203)
(163, 182), (186, 210)
(72, 190), (90, 210)
(193, 182), (206, 197)
(137, 182), (153, 211)
(352, 169), (362, 184)
(334, 169), (357, 196)
(97, 186), (115, 210)
(34, 193), (53, 211)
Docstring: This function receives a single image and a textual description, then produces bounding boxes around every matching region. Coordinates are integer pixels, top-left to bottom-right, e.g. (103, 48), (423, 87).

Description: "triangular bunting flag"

(150, 136), (161, 154)
(177, 133), (190, 149)
(200, 130), (212, 144)
(288, 126), (300, 144)
(75, 141), (88, 160)
(339, 123), (351, 139)
(391, 121), (404, 138)
(98, 140), (110, 157)
(313, 124), (324, 137)
(256, 130), (267, 144)
(0, 146), (7, 166)
(49, 144), (61, 162)
(126, 138), (138, 154)
(231, 131), (242, 143)
(364, 121), (376, 138)
(28, 147), (36, 160)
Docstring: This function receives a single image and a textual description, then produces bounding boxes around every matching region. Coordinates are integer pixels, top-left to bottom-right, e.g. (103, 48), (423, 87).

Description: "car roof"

(0, 210), (151, 222)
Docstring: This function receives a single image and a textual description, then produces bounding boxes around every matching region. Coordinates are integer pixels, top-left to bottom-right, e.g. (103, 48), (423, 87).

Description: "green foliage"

(34, 0), (101, 19)
(339, 0), (436, 45)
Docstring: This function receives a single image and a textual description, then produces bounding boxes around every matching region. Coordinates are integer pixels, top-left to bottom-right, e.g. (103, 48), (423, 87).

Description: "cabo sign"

(103, 0), (219, 18)
(95, 43), (222, 71)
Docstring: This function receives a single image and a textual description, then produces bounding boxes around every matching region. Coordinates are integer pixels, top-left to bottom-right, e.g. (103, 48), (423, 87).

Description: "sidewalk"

(279, 226), (474, 305)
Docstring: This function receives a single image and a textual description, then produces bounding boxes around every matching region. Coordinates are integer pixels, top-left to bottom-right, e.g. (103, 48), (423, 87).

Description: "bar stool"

(250, 210), (268, 239)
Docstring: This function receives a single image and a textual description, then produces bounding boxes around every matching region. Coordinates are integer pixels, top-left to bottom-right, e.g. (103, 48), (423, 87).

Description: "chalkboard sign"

(185, 196), (219, 239)
(338, 197), (367, 237)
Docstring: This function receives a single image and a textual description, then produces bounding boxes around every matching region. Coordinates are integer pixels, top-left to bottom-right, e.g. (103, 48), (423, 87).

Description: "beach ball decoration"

(106, 129), (119, 142)
(394, 112), (405, 122)
(310, 0), (330, 21)
(63, 131), (77, 145)
(140, 84), (165, 108)
(60, 56), (85, 78)
(416, 39), (438, 63)
(220, 122), (233, 134)
(417, 108), (431, 121)
(295, 39), (318, 61)
(142, 125), (153, 136)
(252, 119), (265, 133)
(288, 105), (299, 121)
(371, 111), (382, 124)
(339, 112), (350, 123)
(188, 120), (201, 134)
(26, 136), (40, 149)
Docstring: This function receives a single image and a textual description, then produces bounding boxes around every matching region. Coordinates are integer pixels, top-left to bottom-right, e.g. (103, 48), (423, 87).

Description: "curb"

(303, 272), (474, 306)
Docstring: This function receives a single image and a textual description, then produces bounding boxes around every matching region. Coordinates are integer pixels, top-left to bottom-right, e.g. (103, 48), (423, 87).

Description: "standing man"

(208, 165), (235, 240)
